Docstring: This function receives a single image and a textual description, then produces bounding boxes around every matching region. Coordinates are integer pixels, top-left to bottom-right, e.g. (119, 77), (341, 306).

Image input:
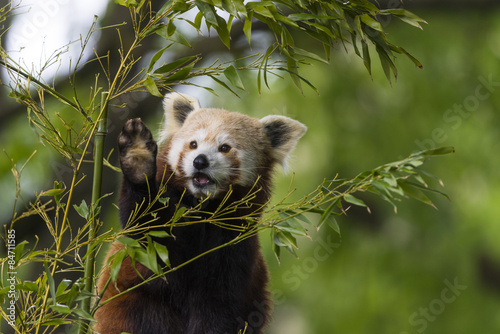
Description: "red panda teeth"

(193, 172), (214, 187)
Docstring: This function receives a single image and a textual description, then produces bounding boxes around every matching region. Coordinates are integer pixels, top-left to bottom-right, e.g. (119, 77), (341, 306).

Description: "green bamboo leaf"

(317, 200), (336, 231)
(164, 62), (195, 83)
(155, 56), (197, 74)
(147, 237), (161, 275)
(167, 19), (177, 37)
(148, 230), (171, 238)
(56, 279), (72, 297)
(279, 63), (319, 94)
(248, 4), (274, 18)
(326, 216), (340, 234)
(214, 15), (231, 49)
(272, 236), (281, 263)
(117, 236), (141, 248)
(398, 180), (436, 208)
(21, 281), (39, 292)
(376, 45), (396, 83)
(406, 181), (450, 201)
(40, 188), (65, 197)
(72, 308), (96, 322)
(354, 15), (364, 40)
(44, 262), (57, 305)
(243, 13), (253, 45)
(50, 304), (71, 314)
(195, 0), (219, 27)
(210, 75), (241, 97)
(148, 45), (172, 73)
(109, 248), (127, 282)
(418, 146), (455, 156)
(156, 2), (171, 18)
(360, 14), (383, 31)
(293, 47), (329, 64)
(223, 65), (245, 90)
(12, 240), (28, 265)
(133, 246), (158, 274)
(171, 0), (192, 12)
(232, 0), (247, 15)
(286, 57), (302, 93)
(380, 8), (427, 29)
(74, 200), (89, 219)
(344, 194), (368, 208)
(275, 221), (307, 237)
(155, 24), (191, 46)
(293, 212), (312, 226)
(144, 76), (162, 97)
(222, 0), (238, 17)
(388, 43), (423, 69)
(172, 206), (187, 223)
(361, 40), (371, 76)
(153, 242), (170, 267)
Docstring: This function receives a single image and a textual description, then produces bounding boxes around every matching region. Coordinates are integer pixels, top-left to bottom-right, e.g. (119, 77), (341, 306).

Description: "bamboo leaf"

(360, 14), (383, 31)
(223, 65), (245, 90)
(154, 56), (197, 74)
(317, 200), (336, 232)
(109, 248), (127, 282)
(117, 236), (141, 248)
(44, 262), (57, 305)
(40, 188), (65, 197)
(293, 47), (329, 64)
(50, 304), (71, 315)
(144, 76), (162, 97)
(275, 221), (307, 237)
(164, 62), (195, 82)
(74, 200), (90, 219)
(209, 75), (241, 97)
(72, 308), (96, 322)
(154, 242), (171, 267)
(195, 0), (219, 27)
(243, 12), (253, 45)
(172, 206), (187, 223)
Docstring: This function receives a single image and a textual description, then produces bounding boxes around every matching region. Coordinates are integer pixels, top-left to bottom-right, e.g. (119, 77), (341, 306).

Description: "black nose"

(193, 154), (209, 170)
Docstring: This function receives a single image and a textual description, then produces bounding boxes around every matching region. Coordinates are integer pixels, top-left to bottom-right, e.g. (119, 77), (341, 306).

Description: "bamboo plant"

(0, 1), (452, 333)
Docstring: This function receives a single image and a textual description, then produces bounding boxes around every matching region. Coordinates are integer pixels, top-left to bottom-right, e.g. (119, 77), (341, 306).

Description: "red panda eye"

(190, 141), (197, 149)
(219, 144), (231, 153)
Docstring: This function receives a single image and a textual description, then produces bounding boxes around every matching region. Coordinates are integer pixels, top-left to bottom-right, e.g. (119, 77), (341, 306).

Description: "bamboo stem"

(79, 92), (109, 334)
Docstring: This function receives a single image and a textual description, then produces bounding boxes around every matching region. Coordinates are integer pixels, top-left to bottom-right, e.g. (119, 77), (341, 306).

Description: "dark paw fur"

(119, 118), (158, 184)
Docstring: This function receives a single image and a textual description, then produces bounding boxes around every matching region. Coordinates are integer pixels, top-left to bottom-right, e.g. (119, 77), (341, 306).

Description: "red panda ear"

(260, 115), (307, 171)
(159, 92), (201, 143)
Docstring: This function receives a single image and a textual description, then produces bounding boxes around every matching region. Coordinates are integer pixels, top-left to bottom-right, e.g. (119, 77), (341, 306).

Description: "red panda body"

(95, 93), (306, 334)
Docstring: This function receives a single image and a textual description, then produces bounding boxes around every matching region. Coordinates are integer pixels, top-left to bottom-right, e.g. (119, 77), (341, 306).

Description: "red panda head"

(158, 93), (307, 198)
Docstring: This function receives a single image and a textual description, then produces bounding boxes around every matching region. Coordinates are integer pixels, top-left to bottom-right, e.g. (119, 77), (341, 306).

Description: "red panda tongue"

(193, 173), (212, 186)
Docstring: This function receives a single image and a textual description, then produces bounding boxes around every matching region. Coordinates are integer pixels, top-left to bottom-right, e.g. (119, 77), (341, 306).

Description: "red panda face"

(165, 108), (266, 198)
(159, 93), (307, 199)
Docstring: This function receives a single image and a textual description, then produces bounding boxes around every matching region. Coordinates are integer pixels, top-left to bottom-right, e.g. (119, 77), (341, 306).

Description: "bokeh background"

(1, 1), (500, 333)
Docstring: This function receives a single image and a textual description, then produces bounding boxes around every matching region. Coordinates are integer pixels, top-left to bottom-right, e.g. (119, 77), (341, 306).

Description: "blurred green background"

(1, 2), (500, 334)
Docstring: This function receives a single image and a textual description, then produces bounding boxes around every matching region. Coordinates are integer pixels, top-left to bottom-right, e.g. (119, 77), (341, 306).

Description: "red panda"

(94, 93), (307, 334)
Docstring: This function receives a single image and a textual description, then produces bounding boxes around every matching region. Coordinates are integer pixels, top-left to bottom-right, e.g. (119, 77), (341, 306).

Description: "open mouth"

(192, 172), (214, 188)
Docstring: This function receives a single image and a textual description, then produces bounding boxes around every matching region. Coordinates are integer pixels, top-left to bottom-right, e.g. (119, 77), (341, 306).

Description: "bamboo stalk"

(79, 92), (109, 334)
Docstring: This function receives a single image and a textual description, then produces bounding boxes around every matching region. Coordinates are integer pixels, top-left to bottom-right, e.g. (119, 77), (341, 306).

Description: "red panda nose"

(193, 154), (210, 170)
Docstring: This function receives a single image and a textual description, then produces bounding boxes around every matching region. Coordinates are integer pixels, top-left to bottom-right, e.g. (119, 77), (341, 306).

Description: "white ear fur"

(158, 92), (201, 143)
(260, 115), (307, 171)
